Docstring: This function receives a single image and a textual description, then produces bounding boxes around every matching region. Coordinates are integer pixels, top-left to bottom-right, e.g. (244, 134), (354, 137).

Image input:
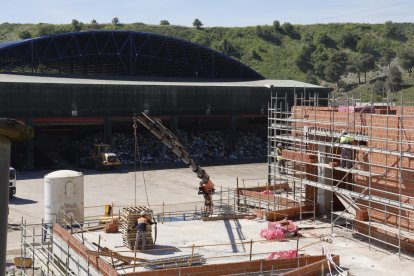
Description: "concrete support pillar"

(25, 118), (34, 170)
(0, 136), (11, 273)
(0, 118), (33, 274)
(104, 115), (112, 144)
(317, 145), (332, 215)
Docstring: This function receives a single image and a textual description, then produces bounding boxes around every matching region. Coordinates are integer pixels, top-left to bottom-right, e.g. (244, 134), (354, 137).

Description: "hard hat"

(277, 143), (282, 147)
(140, 211), (146, 216)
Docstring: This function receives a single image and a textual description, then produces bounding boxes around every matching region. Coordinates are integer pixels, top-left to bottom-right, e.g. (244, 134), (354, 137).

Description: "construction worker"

(134, 211), (154, 251)
(340, 132), (354, 169)
(276, 143), (286, 174)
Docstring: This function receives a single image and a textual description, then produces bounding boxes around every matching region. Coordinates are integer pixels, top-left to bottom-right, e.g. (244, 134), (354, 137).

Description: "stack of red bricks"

(104, 218), (119, 233)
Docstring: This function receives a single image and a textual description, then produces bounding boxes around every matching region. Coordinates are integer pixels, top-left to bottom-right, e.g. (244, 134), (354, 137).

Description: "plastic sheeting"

(268, 220), (298, 234)
(260, 228), (285, 240)
(260, 220), (298, 240)
(266, 249), (298, 260)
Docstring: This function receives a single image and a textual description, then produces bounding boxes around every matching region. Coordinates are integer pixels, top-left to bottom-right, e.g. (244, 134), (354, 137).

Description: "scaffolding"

(268, 89), (414, 257)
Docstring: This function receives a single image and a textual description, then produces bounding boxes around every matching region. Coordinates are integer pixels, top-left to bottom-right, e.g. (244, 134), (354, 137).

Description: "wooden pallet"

(120, 206), (154, 249)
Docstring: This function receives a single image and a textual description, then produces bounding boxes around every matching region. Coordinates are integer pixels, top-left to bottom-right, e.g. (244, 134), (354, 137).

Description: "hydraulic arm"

(135, 113), (215, 214)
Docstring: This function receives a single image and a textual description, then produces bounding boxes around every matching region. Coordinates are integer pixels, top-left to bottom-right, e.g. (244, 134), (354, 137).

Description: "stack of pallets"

(120, 206), (154, 249)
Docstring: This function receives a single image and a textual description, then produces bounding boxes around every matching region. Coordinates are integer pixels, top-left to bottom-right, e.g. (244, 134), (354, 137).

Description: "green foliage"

(398, 47), (414, 74)
(71, 19), (83, 32)
(273, 20), (281, 32)
(296, 44), (315, 72)
(193, 19), (203, 29)
(373, 80), (386, 96)
(339, 31), (359, 50)
(112, 17), (120, 26)
(356, 37), (377, 56)
(379, 48), (396, 67)
(18, 30), (31, 39)
(305, 70), (319, 85)
(384, 21), (406, 41)
(250, 49), (261, 60)
(359, 53), (376, 83)
(3, 21), (414, 86)
(37, 24), (56, 36)
(316, 32), (336, 48)
(282, 22), (300, 39)
(282, 22), (294, 34)
(388, 65), (403, 92)
(324, 51), (348, 86)
(160, 20), (170, 26)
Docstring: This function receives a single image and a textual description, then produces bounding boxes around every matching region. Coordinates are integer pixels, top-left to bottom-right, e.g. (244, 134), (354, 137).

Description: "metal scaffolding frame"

(268, 89), (414, 257)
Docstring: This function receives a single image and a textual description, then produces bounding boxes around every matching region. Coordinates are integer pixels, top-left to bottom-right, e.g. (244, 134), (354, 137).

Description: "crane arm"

(135, 113), (215, 213)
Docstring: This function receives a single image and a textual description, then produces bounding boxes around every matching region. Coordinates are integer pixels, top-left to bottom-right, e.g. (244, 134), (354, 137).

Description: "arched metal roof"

(0, 30), (263, 80)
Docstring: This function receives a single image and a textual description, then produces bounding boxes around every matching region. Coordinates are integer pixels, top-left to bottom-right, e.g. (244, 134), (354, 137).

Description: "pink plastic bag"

(260, 229), (285, 240)
(266, 250), (298, 260)
(260, 190), (273, 196)
(268, 220), (298, 234)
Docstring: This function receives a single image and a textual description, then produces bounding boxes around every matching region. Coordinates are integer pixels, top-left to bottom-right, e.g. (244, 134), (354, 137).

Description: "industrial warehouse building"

(0, 30), (329, 169)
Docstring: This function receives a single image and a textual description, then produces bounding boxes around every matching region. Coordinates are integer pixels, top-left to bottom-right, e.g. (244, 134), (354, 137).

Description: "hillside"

(1, 21), (414, 95)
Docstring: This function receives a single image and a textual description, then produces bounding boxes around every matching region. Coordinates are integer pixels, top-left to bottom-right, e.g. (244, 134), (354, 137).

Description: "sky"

(2, 0), (414, 26)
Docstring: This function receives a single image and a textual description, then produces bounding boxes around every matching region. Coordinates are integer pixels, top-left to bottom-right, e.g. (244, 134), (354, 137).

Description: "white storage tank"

(44, 170), (84, 225)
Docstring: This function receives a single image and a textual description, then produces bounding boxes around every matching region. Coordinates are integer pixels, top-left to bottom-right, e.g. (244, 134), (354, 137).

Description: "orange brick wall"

(288, 106), (414, 232)
(124, 255), (335, 276)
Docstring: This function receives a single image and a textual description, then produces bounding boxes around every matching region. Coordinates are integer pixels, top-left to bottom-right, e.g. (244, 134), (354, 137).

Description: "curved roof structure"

(0, 31), (263, 80)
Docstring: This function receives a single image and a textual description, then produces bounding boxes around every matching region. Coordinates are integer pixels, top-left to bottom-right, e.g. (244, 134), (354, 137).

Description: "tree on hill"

(18, 30), (32, 39)
(112, 17), (120, 26)
(347, 54), (362, 84)
(255, 25), (263, 36)
(357, 37), (377, 56)
(282, 22), (299, 38)
(398, 47), (414, 75)
(273, 20), (281, 32)
(71, 19), (83, 32)
(160, 20), (170, 26)
(359, 53), (376, 83)
(339, 31), (359, 50)
(373, 80), (387, 97)
(193, 19), (203, 29)
(305, 70), (319, 85)
(387, 65), (403, 92)
(324, 51), (348, 88)
(37, 25), (56, 36)
(296, 44), (315, 72)
(317, 32), (336, 48)
(91, 19), (98, 24)
(379, 48), (396, 68)
(347, 53), (375, 84)
(384, 21), (405, 41)
(282, 22), (294, 34)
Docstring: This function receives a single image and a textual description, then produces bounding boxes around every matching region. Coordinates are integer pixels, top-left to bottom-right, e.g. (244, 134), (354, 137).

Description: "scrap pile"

(78, 131), (267, 165)
(120, 206), (154, 249)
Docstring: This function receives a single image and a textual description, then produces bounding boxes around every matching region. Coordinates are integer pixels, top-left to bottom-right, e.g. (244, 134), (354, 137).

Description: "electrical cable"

(133, 116), (157, 244)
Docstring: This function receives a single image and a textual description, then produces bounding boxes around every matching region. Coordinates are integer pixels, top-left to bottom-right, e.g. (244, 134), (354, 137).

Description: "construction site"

(0, 31), (413, 276)
(3, 89), (414, 276)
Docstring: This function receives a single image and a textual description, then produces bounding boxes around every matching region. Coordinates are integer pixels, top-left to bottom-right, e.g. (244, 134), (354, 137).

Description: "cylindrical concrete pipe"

(0, 119), (33, 273)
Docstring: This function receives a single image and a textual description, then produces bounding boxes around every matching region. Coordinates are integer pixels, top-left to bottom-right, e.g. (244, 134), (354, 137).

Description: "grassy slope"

(1, 22), (414, 89)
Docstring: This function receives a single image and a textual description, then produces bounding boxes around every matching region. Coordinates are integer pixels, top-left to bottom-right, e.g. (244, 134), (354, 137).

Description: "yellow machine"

(81, 144), (121, 170)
